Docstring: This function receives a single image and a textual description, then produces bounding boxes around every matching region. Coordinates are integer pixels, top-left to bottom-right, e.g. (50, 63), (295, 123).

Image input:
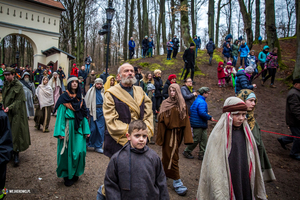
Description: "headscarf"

(20, 72), (33, 92)
(36, 76), (54, 109)
(48, 72), (61, 89)
(158, 83), (186, 120)
(85, 78), (104, 121)
(53, 75), (88, 131)
(197, 97), (266, 200)
(237, 89), (257, 130)
(104, 76), (117, 91)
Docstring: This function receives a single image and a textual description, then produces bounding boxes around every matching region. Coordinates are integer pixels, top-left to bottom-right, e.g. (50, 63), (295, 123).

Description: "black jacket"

(183, 48), (195, 68)
(134, 73), (143, 86)
(56, 70), (66, 82)
(153, 76), (163, 97)
(172, 37), (180, 49)
(206, 41), (216, 54)
(0, 105), (13, 164)
(162, 79), (171, 99)
(142, 38), (149, 50)
(286, 87), (300, 127)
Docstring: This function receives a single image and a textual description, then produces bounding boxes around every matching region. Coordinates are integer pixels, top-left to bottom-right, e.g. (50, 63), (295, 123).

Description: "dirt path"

(4, 51), (300, 200)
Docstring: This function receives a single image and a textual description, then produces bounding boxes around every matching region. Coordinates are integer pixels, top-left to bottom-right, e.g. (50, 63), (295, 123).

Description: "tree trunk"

(228, 0), (232, 34)
(215, 0), (222, 48)
(157, 0), (162, 55)
(161, 0), (167, 54)
(265, 0), (281, 61)
(237, 0), (253, 49)
(208, 0), (215, 41)
(137, 0), (142, 56)
(1, 38), (4, 64)
(171, 0), (175, 37)
(142, 0), (149, 38)
(191, 0), (196, 37)
(180, 0), (190, 49)
(255, 0), (260, 41)
(123, 0), (129, 61)
(129, 0), (134, 38)
(293, 0), (300, 79)
(69, 1), (76, 58)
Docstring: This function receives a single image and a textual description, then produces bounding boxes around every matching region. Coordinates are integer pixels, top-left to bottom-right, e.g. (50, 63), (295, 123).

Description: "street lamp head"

(106, 2), (115, 21)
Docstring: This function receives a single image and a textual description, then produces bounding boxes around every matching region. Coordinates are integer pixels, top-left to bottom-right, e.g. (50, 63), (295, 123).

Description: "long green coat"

(2, 77), (31, 152)
(53, 104), (90, 179)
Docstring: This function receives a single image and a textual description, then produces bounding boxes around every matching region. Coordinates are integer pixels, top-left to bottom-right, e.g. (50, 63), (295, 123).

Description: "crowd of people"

(0, 38), (299, 200)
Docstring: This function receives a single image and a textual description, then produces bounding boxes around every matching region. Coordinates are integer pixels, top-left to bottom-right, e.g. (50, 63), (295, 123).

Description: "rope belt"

(60, 119), (69, 155)
(168, 128), (178, 170)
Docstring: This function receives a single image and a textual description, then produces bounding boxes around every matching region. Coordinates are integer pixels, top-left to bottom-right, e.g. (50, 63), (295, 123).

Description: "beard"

(120, 74), (137, 85)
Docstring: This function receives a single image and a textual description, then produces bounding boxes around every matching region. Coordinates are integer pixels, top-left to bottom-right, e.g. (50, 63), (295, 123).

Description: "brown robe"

(156, 106), (193, 180)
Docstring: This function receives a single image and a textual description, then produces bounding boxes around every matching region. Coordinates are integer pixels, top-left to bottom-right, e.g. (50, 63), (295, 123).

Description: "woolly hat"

(198, 87), (210, 95)
(218, 61), (224, 67)
(293, 78), (300, 84)
(190, 43), (195, 46)
(147, 83), (155, 91)
(73, 63), (76, 66)
(245, 67), (254, 74)
(78, 76), (83, 80)
(168, 74), (177, 81)
(94, 78), (103, 84)
(227, 61), (232, 66)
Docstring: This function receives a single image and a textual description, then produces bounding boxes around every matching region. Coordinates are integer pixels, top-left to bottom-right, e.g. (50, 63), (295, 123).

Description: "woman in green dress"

(237, 89), (276, 182)
(53, 75), (90, 187)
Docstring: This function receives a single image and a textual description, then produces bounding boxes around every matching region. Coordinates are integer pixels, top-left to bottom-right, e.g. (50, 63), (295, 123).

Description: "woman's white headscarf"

(48, 72), (61, 89)
(36, 76), (54, 109)
(197, 97), (266, 200)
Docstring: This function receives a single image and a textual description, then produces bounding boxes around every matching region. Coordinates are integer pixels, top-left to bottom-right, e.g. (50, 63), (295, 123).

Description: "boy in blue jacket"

(128, 37), (136, 59)
(239, 40), (250, 67)
(182, 87), (215, 160)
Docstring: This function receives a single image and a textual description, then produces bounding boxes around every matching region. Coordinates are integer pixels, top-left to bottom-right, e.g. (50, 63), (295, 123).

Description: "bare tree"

(255, 0), (260, 41)
(285, 0), (296, 37)
(123, 0), (129, 60)
(208, 0), (215, 41)
(293, 0), (300, 79)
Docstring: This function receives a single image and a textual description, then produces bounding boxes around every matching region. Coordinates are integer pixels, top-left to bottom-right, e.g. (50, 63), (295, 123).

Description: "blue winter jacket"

(148, 40), (154, 48)
(258, 46), (270, 63)
(222, 46), (231, 58)
(128, 40), (136, 50)
(193, 38), (201, 48)
(258, 36), (262, 41)
(239, 44), (250, 57)
(189, 95), (212, 128)
(235, 70), (254, 94)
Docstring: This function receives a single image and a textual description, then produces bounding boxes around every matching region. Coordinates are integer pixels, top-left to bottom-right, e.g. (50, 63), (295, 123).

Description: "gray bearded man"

(19, 72), (35, 118)
(85, 78), (105, 153)
(97, 63), (153, 200)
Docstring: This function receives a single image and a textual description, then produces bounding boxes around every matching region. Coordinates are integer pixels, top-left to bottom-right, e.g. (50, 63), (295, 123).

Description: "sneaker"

(261, 80), (264, 86)
(289, 154), (300, 161)
(97, 185), (106, 200)
(64, 177), (75, 187)
(43, 128), (49, 132)
(270, 84), (276, 88)
(218, 85), (222, 88)
(182, 151), (194, 159)
(173, 179), (187, 196)
(95, 148), (104, 154)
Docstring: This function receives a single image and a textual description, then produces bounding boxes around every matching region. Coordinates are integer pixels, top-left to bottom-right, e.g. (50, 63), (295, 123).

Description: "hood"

(165, 79), (171, 85)
(234, 39), (239, 44)
(21, 72), (30, 79)
(263, 45), (269, 50)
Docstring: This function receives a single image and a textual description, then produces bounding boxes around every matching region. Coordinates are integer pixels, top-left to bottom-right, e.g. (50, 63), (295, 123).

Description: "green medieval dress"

(2, 77), (31, 152)
(53, 104), (90, 179)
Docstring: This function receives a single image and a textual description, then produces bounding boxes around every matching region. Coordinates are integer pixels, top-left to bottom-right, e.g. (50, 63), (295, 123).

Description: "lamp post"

(98, 1), (115, 83)
(16, 51), (20, 68)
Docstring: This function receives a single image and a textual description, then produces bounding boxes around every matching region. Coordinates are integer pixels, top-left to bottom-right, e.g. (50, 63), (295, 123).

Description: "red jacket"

(217, 66), (225, 79)
(70, 67), (79, 77)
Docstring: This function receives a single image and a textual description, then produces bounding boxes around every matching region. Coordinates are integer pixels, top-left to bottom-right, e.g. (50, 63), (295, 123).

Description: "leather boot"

(14, 152), (19, 166)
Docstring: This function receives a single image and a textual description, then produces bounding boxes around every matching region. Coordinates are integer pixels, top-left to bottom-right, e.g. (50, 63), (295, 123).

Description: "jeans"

(279, 126), (300, 156)
(184, 128), (208, 156)
(240, 57), (247, 67)
(148, 48), (153, 57)
(233, 56), (238, 67)
(209, 53), (213, 65)
(167, 50), (172, 59)
(85, 64), (90, 74)
(183, 67), (194, 81)
(263, 68), (277, 85)
(173, 48), (178, 58)
(129, 49), (134, 59)
(195, 47), (199, 57)
(142, 48), (148, 58)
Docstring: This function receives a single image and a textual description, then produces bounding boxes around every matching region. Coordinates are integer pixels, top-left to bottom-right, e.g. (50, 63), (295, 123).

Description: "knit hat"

(227, 61), (232, 66)
(73, 63), (76, 66)
(218, 62), (224, 67)
(190, 43), (195, 47)
(147, 83), (155, 91)
(78, 76), (83, 80)
(67, 75), (78, 84)
(293, 78), (300, 84)
(194, 35), (197, 37)
(198, 87), (210, 95)
(59, 66), (62, 69)
(245, 67), (254, 74)
(168, 74), (177, 81)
